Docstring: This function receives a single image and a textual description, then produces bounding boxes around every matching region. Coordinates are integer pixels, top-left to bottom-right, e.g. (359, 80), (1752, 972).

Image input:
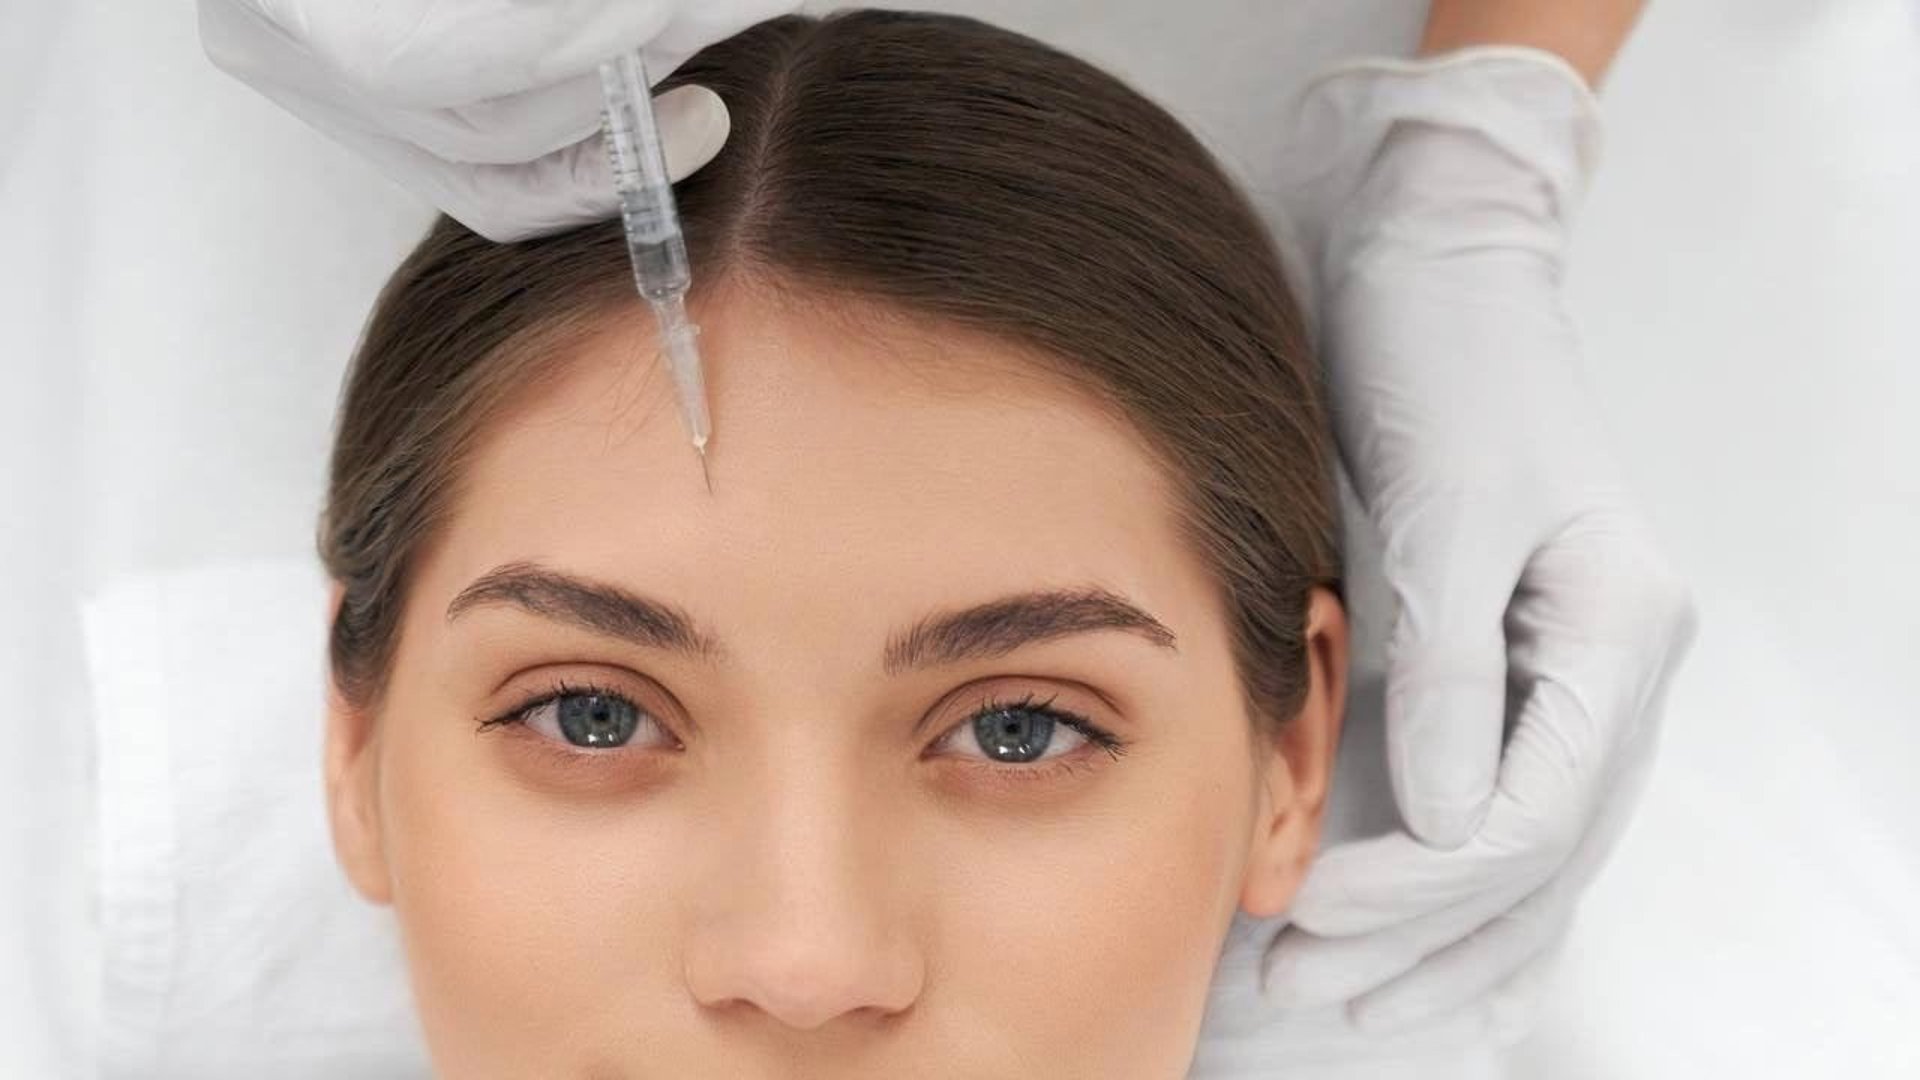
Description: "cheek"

(373, 703), (692, 1064)
(931, 718), (1259, 1075)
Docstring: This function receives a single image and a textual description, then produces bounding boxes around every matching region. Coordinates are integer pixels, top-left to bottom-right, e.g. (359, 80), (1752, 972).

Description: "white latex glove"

(1260, 48), (1698, 1034)
(197, 0), (803, 241)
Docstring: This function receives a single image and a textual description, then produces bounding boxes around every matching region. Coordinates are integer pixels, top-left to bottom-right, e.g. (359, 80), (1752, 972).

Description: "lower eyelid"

(942, 748), (1108, 790)
(506, 731), (682, 796)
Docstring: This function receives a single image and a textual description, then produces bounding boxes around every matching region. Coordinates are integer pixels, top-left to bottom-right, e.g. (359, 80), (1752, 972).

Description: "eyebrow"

(447, 562), (719, 660)
(446, 562), (1177, 674)
(881, 586), (1177, 676)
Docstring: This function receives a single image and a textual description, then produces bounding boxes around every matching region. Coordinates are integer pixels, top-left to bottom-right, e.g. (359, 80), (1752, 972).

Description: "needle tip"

(698, 445), (713, 494)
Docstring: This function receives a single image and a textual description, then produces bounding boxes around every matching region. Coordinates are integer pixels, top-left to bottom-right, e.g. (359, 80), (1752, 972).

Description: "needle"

(599, 50), (715, 493)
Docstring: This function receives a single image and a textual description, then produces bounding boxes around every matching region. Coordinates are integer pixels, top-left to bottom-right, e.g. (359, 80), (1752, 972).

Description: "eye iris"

(973, 707), (1055, 763)
(555, 694), (639, 748)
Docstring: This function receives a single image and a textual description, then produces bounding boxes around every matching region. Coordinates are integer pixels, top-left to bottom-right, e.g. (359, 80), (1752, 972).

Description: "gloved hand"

(197, 0), (802, 241)
(1261, 48), (1698, 1034)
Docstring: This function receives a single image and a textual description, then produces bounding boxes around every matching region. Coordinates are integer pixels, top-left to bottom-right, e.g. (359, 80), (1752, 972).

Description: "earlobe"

(1239, 588), (1349, 918)
(324, 582), (394, 906)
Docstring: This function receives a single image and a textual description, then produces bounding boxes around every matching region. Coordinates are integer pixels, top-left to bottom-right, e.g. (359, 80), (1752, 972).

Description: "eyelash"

(475, 681), (1129, 783)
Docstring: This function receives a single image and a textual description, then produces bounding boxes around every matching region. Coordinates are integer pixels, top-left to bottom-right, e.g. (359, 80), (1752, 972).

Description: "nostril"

(685, 931), (924, 1032)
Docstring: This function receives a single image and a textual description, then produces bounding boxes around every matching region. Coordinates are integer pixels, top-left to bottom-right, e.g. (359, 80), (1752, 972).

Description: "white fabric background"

(2, 0), (1915, 1076)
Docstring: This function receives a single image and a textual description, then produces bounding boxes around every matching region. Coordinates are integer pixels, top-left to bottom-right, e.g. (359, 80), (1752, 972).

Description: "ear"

(1239, 588), (1349, 918)
(324, 582), (394, 906)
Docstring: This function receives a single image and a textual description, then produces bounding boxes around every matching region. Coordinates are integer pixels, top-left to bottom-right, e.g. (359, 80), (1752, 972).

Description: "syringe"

(598, 51), (713, 492)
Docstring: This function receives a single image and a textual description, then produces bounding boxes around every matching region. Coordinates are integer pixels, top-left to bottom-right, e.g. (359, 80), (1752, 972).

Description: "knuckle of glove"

(1543, 516), (1697, 643)
(1605, 535), (1699, 652)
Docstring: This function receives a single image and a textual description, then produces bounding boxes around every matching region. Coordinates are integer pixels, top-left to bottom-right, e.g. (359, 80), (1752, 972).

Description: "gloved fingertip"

(656, 84), (731, 182)
(1389, 688), (1503, 848)
(1399, 791), (1492, 850)
(1256, 945), (1304, 1004)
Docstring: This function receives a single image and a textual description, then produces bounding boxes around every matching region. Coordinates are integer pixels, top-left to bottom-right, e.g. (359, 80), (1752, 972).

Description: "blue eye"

(972, 703), (1063, 763)
(942, 692), (1125, 766)
(483, 681), (670, 752)
(554, 692), (640, 748)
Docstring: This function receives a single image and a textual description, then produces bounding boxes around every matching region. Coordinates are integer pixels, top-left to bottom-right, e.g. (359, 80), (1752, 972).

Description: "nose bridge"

(683, 725), (923, 1030)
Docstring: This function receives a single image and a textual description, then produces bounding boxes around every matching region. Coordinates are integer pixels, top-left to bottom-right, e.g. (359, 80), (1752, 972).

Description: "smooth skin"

(325, 284), (1348, 1079)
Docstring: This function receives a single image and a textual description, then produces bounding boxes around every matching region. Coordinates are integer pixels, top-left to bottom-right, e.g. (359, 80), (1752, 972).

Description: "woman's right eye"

(490, 684), (673, 751)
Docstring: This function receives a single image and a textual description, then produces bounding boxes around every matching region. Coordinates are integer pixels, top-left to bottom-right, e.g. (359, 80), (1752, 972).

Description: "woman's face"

(326, 285), (1345, 1079)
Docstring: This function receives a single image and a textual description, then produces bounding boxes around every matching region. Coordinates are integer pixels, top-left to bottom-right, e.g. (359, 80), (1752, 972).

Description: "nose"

(682, 768), (925, 1031)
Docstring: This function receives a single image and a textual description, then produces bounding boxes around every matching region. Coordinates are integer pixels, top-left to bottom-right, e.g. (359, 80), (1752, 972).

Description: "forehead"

(428, 284), (1212, 637)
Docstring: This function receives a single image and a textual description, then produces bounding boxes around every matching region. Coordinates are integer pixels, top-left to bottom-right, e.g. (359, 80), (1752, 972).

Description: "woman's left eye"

(933, 693), (1124, 766)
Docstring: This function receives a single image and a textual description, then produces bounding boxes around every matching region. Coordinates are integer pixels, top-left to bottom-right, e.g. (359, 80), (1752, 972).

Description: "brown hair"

(321, 10), (1342, 729)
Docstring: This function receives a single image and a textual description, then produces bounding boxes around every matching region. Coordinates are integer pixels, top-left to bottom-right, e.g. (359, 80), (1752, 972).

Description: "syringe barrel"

(621, 229), (691, 301)
(600, 51), (692, 298)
